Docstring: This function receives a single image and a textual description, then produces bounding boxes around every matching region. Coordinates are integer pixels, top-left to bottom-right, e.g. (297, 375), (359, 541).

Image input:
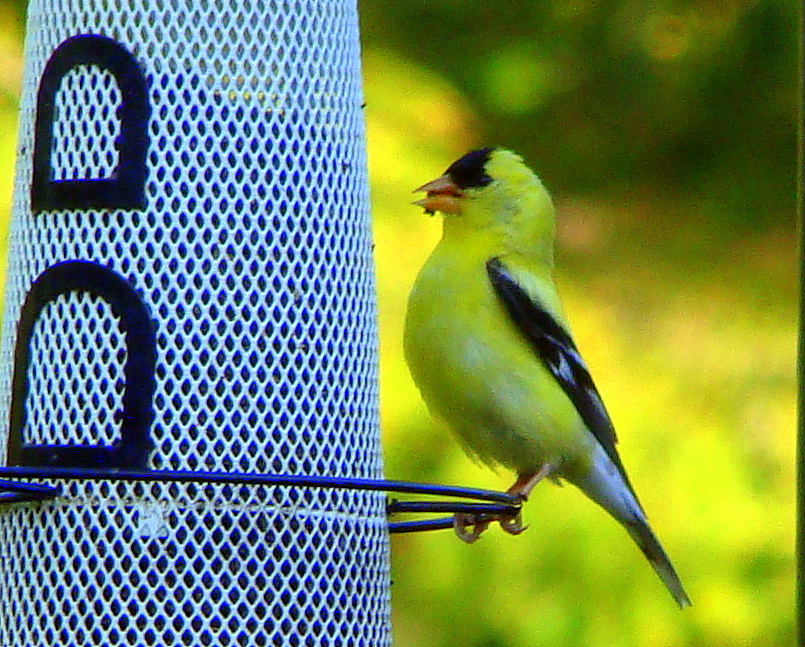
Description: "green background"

(0, 0), (796, 645)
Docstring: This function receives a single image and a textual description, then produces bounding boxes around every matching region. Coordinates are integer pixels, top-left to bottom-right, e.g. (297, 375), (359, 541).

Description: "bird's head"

(413, 147), (555, 257)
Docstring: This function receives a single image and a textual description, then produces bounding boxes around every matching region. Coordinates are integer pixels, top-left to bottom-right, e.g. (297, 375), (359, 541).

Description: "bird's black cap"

(446, 147), (494, 189)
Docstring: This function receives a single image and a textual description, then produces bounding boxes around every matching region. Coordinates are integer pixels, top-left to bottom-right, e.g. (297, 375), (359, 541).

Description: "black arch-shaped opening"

(31, 34), (150, 212)
(7, 261), (156, 468)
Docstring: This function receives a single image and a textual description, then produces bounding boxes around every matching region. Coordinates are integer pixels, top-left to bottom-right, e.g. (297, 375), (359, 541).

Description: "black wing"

(486, 257), (634, 489)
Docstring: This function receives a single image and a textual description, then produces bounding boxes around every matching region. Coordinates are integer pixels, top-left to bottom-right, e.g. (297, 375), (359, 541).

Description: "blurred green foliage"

(362, 1), (796, 646)
(0, 0), (797, 646)
(362, 0), (798, 223)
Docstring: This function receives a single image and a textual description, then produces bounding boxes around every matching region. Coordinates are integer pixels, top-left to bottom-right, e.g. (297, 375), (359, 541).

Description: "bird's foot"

(453, 509), (527, 543)
(453, 464), (560, 543)
(453, 513), (490, 543)
(499, 511), (528, 535)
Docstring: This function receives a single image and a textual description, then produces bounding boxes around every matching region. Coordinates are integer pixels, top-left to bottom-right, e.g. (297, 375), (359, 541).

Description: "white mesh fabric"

(25, 291), (126, 446)
(0, 0), (391, 644)
(53, 66), (122, 181)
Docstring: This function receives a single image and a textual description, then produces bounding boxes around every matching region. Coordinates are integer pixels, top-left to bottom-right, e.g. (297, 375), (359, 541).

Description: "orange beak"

(412, 174), (463, 215)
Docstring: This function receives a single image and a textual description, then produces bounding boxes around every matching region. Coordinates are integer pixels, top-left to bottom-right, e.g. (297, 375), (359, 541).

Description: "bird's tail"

(572, 443), (691, 608)
(623, 517), (691, 608)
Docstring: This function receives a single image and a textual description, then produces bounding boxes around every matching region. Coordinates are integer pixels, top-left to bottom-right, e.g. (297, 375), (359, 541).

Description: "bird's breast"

(403, 240), (596, 473)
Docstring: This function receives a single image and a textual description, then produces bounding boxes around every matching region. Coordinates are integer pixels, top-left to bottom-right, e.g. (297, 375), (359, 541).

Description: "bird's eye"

(446, 148), (494, 189)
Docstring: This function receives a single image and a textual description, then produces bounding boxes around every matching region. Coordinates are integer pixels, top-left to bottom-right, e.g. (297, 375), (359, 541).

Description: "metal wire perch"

(0, 465), (522, 533)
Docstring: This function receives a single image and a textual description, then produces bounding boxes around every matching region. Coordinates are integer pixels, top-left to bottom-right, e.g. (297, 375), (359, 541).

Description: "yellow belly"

(403, 245), (592, 476)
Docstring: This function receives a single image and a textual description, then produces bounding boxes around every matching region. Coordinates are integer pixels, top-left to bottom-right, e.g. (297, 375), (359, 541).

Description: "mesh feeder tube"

(0, 1), (391, 645)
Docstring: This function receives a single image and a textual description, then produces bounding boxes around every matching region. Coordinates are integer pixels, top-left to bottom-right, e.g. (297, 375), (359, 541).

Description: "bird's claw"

(453, 513), (490, 543)
(453, 510), (526, 543)
(499, 512), (528, 535)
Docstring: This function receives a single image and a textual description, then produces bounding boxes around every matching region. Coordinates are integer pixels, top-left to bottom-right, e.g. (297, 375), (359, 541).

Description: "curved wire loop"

(0, 466), (521, 533)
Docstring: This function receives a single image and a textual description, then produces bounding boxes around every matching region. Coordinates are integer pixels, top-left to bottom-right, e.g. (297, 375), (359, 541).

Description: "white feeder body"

(0, 0), (390, 644)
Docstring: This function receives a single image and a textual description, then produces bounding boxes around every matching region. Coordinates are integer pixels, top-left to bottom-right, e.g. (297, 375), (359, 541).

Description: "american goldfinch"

(403, 147), (690, 608)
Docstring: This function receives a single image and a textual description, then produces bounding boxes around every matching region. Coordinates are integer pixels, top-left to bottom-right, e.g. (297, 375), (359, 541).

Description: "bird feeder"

(0, 0), (391, 644)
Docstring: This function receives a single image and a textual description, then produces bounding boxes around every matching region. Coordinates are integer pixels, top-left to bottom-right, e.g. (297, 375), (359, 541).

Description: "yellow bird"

(403, 147), (691, 608)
